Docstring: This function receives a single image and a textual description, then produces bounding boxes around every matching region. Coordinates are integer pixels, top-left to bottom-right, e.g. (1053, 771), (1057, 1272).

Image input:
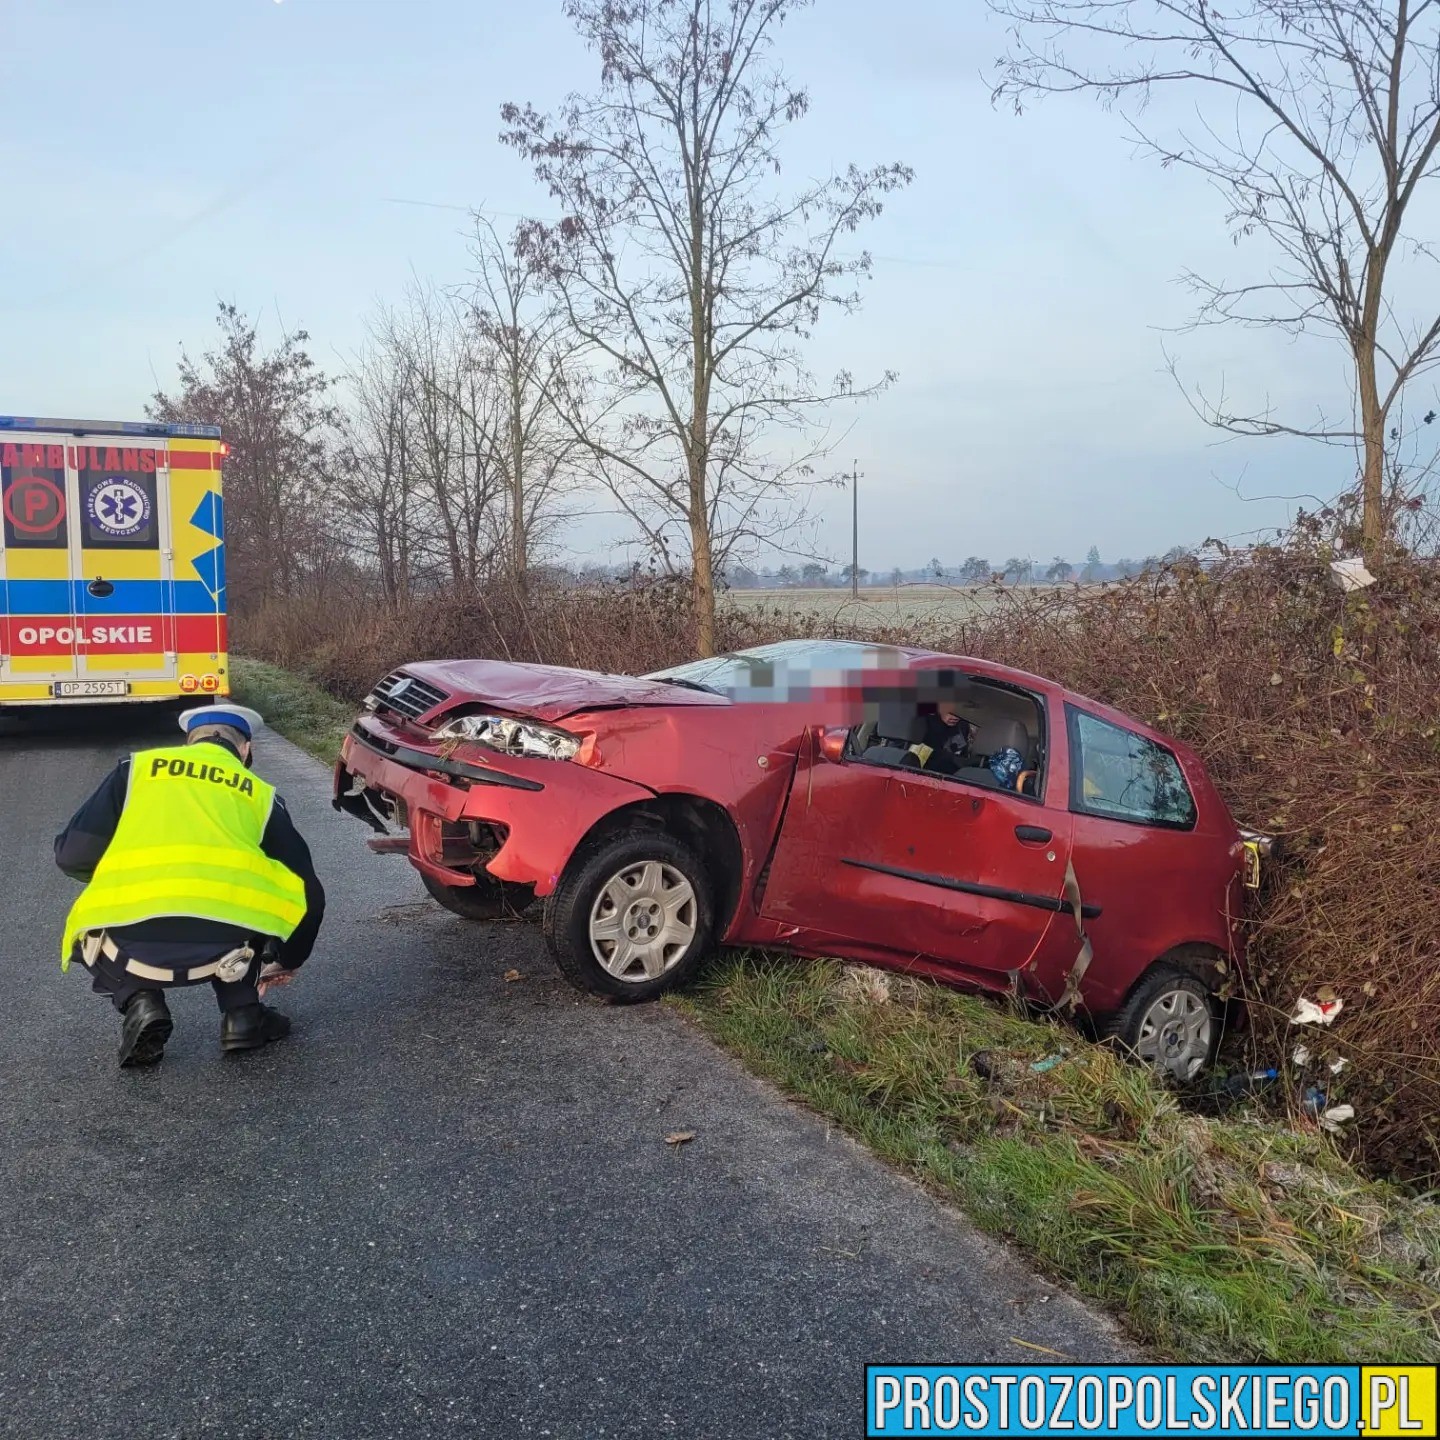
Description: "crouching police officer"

(54, 704), (326, 1068)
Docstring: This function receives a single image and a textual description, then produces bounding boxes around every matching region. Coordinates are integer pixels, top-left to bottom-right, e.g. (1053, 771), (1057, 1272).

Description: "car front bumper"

(334, 720), (657, 895)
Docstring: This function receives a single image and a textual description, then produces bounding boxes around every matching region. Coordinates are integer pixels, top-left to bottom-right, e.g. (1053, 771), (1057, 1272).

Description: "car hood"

(404, 658), (729, 722)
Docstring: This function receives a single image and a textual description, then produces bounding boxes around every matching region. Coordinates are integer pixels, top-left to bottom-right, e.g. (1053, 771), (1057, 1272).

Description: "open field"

(724, 585), (1031, 631)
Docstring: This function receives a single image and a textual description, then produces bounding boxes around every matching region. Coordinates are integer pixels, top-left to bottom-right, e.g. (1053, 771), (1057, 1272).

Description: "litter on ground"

(1290, 994), (1344, 1027)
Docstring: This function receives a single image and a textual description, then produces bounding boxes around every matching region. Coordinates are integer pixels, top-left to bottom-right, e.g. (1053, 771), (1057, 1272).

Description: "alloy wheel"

(587, 860), (698, 983)
(1133, 988), (1213, 1081)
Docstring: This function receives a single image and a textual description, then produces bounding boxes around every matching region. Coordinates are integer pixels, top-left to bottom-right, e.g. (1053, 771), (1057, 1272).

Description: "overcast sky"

(0, 0), (1392, 570)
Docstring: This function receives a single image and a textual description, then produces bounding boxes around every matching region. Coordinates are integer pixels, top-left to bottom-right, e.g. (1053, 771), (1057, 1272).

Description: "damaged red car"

(334, 640), (1266, 1079)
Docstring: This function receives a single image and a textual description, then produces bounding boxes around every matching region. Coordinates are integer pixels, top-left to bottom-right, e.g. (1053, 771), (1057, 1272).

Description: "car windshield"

(646, 640), (916, 697)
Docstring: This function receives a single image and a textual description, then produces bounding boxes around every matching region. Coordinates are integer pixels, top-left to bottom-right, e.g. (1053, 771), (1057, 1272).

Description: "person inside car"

(910, 701), (974, 776)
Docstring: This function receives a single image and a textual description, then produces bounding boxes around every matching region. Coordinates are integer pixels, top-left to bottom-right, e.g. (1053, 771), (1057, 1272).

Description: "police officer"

(54, 704), (326, 1068)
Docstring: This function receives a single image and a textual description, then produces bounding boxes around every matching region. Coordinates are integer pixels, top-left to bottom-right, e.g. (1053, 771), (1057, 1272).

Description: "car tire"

(543, 827), (714, 1001)
(421, 869), (533, 921)
(1103, 965), (1220, 1082)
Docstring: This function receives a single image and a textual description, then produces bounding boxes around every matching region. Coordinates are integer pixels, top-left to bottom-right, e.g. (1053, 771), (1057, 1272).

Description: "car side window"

(846, 687), (1047, 802)
(1069, 707), (1196, 829)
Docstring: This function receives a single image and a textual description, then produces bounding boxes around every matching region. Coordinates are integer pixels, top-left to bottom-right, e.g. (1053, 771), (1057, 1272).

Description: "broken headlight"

(430, 713), (581, 761)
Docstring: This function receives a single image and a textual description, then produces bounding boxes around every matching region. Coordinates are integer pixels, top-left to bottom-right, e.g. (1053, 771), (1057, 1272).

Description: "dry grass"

(673, 954), (1440, 1362)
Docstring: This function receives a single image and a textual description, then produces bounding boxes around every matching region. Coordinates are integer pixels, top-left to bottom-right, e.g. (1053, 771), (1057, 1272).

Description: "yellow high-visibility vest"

(61, 743), (307, 966)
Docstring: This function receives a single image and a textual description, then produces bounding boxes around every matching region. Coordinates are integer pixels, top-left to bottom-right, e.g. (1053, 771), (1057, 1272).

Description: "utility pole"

(850, 458), (864, 600)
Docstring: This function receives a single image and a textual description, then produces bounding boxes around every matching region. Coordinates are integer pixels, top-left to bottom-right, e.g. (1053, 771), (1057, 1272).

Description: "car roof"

(711, 638), (1056, 694)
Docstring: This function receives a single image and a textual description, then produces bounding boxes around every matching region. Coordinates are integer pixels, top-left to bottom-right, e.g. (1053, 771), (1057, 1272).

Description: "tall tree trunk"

(511, 362), (527, 582)
(689, 455), (716, 656)
(1356, 337), (1386, 564)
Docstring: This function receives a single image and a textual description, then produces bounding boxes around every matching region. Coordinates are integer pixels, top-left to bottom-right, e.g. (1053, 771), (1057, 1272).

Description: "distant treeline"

(562, 548), (1198, 589)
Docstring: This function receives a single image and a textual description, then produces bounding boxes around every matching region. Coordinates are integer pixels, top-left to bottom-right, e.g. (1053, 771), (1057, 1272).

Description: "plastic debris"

(1205, 1069), (1277, 1107)
(1290, 994), (1344, 1027)
(1292, 1044), (1312, 1066)
(1330, 556), (1376, 592)
(1303, 1086), (1328, 1114)
(1320, 1105), (1355, 1133)
(1329, 1056), (1349, 1074)
(1030, 1053), (1067, 1073)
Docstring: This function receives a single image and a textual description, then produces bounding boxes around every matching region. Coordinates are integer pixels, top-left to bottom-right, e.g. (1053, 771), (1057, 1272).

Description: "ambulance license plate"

(53, 680), (131, 698)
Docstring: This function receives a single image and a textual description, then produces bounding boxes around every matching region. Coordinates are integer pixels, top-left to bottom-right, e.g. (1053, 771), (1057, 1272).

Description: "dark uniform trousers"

(84, 942), (264, 1014)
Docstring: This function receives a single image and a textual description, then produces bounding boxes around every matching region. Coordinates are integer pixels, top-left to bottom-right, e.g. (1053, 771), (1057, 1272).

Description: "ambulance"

(0, 416), (229, 708)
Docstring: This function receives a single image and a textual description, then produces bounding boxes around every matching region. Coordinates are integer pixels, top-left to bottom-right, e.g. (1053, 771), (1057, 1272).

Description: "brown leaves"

(503, 969), (523, 983)
(664, 1131), (696, 1148)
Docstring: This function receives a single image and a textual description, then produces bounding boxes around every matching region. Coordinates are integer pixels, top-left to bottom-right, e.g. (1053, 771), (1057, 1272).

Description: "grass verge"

(670, 953), (1440, 1363)
(237, 657), (1440, 1361)
(230, 656), (355, 766)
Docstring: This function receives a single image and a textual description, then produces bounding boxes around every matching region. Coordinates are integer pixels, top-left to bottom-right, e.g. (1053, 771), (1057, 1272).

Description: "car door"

(760, 715), (1078, 984)
(1062, 704), (1221, 1012)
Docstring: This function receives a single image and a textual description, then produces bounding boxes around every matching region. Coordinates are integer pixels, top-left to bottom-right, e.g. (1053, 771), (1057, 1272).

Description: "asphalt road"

(0, 707), (1132, 1439)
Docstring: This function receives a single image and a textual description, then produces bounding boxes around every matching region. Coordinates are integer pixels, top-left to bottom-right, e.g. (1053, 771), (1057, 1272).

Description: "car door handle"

(1014, 825), (1052, 845)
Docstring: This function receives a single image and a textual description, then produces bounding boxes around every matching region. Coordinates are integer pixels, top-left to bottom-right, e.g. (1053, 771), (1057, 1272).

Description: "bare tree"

(339, 288), (513, 596)
(150, 303), (338, 608)
(467, 216), (580, 582)
(338, 318), (420, 605)
(402, 285), (497, 587)
(502, 0), (912, 654)
(989, 0), (1440, 561)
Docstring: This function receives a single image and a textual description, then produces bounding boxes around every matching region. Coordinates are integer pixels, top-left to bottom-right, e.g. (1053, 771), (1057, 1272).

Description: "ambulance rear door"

(0, 436), (81, 688)
(71, 439), (177, 688)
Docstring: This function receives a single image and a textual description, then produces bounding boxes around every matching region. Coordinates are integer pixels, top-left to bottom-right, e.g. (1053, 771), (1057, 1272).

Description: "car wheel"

(543, 827), (714, 1001)
(1104, 966), (1219, 1082)
(421, 869), (533, 921)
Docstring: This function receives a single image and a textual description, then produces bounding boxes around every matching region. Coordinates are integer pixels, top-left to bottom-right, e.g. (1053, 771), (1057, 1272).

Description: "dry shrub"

(866, 548), (1440, 1182)
(237, 545), (1440, 1180)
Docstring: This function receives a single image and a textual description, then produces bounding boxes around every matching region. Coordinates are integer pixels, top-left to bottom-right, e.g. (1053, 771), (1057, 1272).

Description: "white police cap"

(178, 704), (265, 740)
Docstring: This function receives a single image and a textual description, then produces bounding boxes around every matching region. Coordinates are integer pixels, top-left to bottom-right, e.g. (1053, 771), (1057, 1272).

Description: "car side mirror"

(817, 727), (849, 764)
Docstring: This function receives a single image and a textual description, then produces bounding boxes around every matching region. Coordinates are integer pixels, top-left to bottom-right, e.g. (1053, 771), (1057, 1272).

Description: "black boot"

(221, 1004), (292, 1054)
(119, 991), (173, 1068)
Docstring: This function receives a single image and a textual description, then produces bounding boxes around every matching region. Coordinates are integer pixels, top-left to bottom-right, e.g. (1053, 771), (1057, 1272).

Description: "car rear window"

(1068, 707), (1196, 829)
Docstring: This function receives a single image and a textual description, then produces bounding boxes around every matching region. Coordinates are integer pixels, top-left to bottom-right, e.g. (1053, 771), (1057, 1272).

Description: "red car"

(334, 640), (1264, 1079)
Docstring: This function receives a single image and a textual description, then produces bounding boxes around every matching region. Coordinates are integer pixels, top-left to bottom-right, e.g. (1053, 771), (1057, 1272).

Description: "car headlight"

(431, 713), (581, 761)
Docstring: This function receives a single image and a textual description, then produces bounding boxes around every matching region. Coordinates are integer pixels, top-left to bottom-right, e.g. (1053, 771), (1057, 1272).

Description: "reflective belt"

(79, 931), (255, 985)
